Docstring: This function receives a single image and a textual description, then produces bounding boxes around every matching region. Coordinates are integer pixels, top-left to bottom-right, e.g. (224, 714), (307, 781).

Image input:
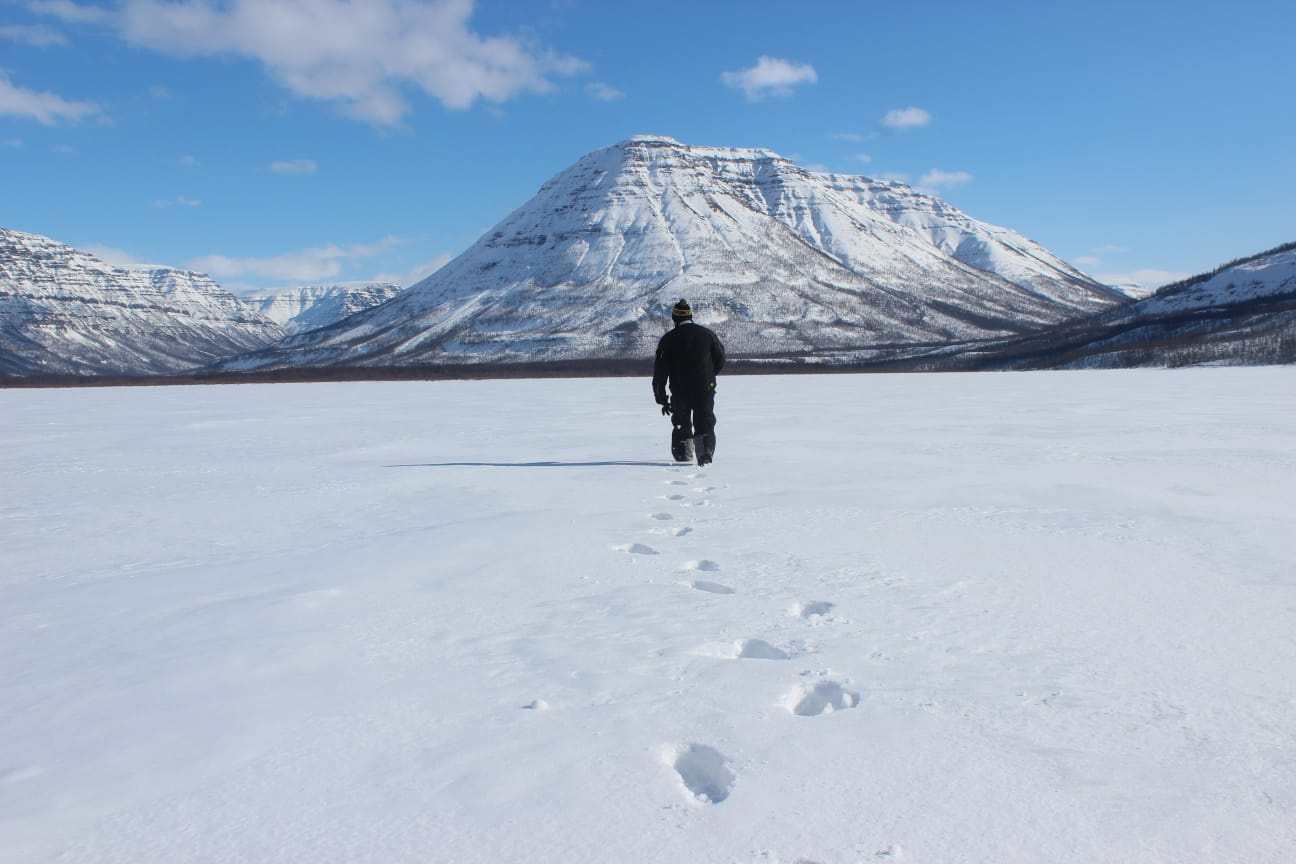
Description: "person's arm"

(652, 339), (670, 404)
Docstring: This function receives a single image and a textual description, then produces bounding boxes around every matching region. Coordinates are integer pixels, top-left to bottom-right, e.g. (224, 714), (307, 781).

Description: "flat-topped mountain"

(224, 135), (1127, 371)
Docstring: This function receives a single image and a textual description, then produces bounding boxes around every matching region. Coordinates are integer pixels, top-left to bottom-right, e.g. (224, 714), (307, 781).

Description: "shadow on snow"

(387, 460), (680, 469)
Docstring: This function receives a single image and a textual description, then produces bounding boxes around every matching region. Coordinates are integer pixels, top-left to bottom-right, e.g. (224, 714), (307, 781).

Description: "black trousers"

(670, 393), (716, 457)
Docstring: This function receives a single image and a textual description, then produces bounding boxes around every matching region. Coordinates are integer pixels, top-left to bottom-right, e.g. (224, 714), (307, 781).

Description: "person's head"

(671, 298), (693, 326)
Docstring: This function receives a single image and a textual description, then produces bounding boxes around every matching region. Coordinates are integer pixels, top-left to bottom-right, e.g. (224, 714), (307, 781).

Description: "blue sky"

(2, 0), (1293, 295)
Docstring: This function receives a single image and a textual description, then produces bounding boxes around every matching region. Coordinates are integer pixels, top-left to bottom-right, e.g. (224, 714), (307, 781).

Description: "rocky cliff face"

(0, 227), (282, 376)
(226, 135), (1126, 370)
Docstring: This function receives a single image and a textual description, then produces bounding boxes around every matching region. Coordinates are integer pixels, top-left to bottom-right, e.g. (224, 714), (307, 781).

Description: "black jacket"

(653, 321), (726, 405)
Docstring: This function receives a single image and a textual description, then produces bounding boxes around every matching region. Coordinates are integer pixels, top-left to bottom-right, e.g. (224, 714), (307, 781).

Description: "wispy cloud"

(188, 237), (405, 284)
(0, 23), (69, 46)
(586, 82), (624, 102)
(372, 252), (453, 288)
(29, 0), (585, 126)
(152, 196), (201, 208)
(1096, 268), (1188, 291)
(25, 1), (111, 23)
(84, 244), (150, 269)
(3, 138), (23, 148)
(176, 154), (200, 167)
(0, 71), (103, 125)
(1073, 255), (1102, 267)
(722, 56), (817, 101)
(881, 106), (932, 130)
(919, 168), (973, 190)
(269, 158), (317, 175)
(851, 153), (873, 164)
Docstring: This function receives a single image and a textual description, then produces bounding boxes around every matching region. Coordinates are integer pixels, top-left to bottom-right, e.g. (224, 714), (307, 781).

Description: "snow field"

(2, 368), (1295, 863)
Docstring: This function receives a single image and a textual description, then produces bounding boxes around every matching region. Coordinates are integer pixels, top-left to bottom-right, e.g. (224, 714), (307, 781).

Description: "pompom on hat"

(671, 298), (693, 321)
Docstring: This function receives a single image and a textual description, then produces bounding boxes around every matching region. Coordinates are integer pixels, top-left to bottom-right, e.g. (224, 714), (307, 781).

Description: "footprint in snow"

(670, 743), (734, 804)
(662, 494), (686, 501)
(650, 512), (674, 521)
(695, 638), (789, 659)
(736, 639), (789, 660)
(792, 601), (835, 619)
(614, 543), (658, 555)
(681, 559), (720, 572)
(650, 525), (692, 537)
(785, 679), (860, 717)
(690, 580), (735, 594)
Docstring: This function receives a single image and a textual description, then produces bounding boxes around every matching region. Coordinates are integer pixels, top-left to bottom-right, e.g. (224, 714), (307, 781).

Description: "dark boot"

(694, 434), (714, 466)
(671, 425), (691, 462)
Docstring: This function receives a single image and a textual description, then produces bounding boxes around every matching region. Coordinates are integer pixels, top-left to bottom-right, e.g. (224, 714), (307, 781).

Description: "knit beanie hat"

(671, 299), (693, 322)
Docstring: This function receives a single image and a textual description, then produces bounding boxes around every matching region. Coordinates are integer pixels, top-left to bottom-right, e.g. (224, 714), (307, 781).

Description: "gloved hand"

(660, 403), (672, 416)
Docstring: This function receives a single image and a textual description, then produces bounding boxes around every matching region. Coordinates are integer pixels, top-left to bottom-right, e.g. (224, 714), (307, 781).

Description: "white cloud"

(1096, 268), (1189, 291)
(721, 56), (817, 101)
(0, 72), (103, 125)
(919, 168), (973, 189)
(881, 106), (932, 130)
(269, 158), (317, 175)
(84, 244), (150, 269)
(373, 252), (453, 288)
(176, 154), (199, 167)
(152, 196), (201, 208)
(852, 153), (873, 164)
(188, 237), (404, 284)
(586, 82), (624, 102)
(1073, 255), (1102, 267)
(0, 24), (69, 46)
(87, 0), (588, 125)
(24, 1), (110, 24)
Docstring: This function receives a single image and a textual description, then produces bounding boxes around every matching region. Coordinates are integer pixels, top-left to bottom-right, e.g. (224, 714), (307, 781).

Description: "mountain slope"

(930, 242), (1296, 370)
(224, 136), (1125, 371)
(245, 283), (403, 335)
(1, 228), (283, 376)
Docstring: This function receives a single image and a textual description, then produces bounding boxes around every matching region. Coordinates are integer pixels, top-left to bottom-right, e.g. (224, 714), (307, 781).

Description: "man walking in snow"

(653, 299), (726, 465)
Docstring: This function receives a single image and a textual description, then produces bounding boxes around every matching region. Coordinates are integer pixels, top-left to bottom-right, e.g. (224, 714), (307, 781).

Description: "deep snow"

(2, 369), (1294, 863)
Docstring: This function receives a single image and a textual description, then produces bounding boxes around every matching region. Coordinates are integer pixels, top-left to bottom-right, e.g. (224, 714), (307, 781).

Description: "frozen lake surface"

(3, 368), (1294, 863)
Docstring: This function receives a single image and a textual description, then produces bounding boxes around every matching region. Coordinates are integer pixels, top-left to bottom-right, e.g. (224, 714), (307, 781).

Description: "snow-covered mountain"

(939, 241), (1296, 370)
(245, 283), (403, 335)
(1133, 243), (1296, 316)
(0, 227), (283, 376)
(224, 135), (1126, 371)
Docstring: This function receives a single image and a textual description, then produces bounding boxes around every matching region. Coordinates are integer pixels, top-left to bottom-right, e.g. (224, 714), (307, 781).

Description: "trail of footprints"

(612, 466), (861, 808)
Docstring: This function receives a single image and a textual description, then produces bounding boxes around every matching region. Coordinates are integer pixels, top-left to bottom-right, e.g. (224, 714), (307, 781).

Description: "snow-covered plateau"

(2, 368), (1294, 863)
(0, 228), (282, 376)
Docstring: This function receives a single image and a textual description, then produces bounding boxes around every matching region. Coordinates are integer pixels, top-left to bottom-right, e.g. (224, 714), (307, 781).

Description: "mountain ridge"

(0, 227), (282, 376)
